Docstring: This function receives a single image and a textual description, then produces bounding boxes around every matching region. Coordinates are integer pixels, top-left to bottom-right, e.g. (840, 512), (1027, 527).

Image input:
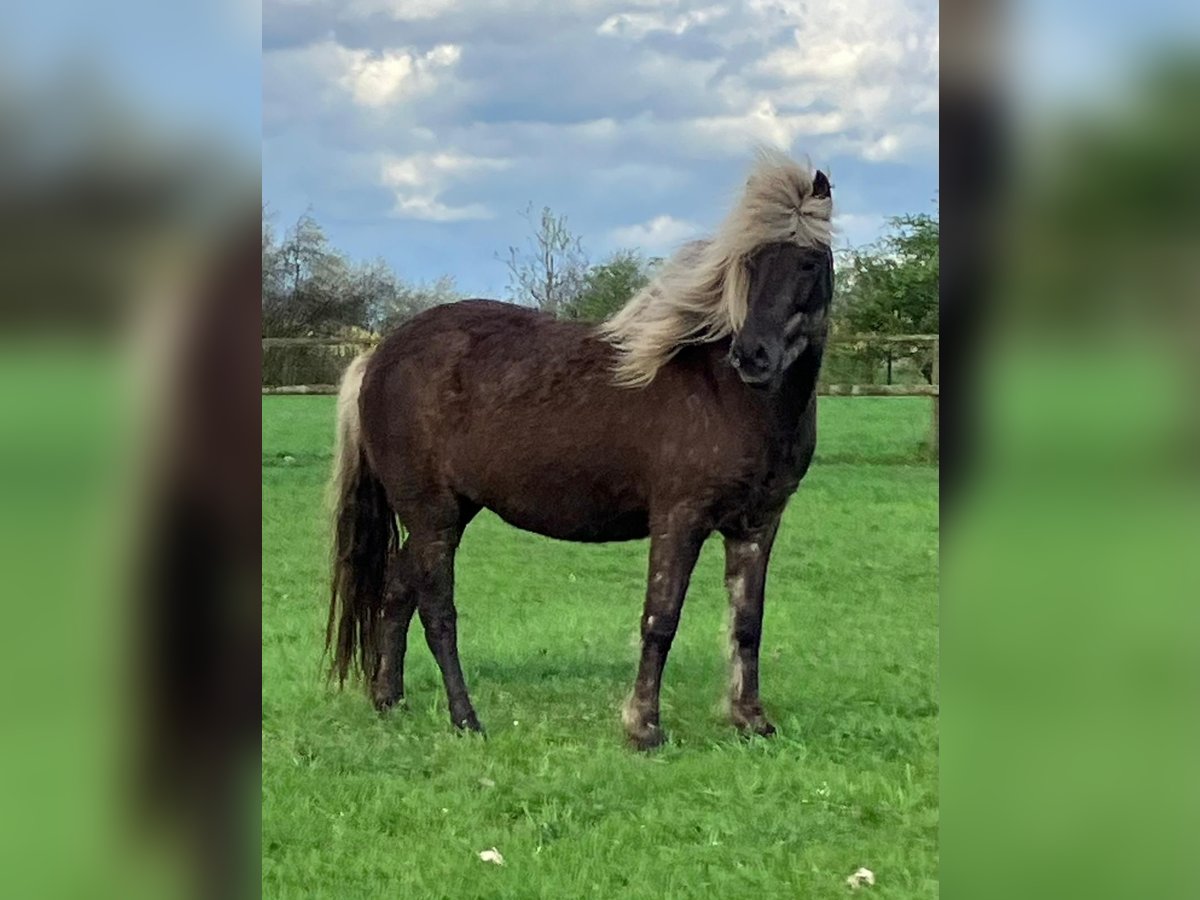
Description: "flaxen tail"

(325, 351), (399, 688)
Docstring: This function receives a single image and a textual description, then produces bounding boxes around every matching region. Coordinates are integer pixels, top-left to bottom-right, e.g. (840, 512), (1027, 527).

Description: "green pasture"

(263, 396), (938, 898)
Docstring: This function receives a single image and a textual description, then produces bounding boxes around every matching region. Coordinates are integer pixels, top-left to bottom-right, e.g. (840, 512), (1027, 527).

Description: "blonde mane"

(599, 148), (833, 387)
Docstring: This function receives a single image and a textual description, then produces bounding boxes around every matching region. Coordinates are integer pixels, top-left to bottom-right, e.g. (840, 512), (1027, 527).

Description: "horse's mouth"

(733, 365), (778, 390)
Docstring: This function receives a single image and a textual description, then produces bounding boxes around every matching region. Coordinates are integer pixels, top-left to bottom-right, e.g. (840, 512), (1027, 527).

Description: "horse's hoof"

(737, 719), (776, 738)
(731, 706), (776, 737)
(627, 725), (667, 752)
(453, 712), (485, 735)
(373, 695), (404, 716)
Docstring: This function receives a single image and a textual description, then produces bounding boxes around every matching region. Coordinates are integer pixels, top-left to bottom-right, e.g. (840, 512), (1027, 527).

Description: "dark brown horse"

(327, 151), (834, 748)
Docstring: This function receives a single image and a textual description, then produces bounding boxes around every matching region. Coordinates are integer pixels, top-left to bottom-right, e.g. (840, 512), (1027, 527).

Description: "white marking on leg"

(622, 693), (642, 731)
(726, 573), (747, 605)
(727, 573), (748, 702)
(731, 654), (746, 701)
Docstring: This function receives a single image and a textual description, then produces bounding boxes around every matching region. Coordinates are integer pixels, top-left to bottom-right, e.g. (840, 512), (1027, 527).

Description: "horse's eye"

(801, 262), (816, 272)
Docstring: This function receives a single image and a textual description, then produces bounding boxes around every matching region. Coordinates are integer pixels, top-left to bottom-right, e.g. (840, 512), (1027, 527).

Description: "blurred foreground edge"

(133, 212), (261, 900)
(938, 0), (1009, 513)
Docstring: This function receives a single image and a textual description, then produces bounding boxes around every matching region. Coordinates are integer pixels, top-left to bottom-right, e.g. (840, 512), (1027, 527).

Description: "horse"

(326, 149), (834, 749)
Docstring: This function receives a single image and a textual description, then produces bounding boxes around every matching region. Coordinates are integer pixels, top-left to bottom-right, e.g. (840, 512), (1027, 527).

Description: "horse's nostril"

(731, 345), (772, 376)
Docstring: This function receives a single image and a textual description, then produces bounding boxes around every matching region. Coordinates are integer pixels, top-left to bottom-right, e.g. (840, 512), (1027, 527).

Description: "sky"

(4, 0), (260, 145)
(6, 0), (1196, 303)
(262, 0), (939, 297)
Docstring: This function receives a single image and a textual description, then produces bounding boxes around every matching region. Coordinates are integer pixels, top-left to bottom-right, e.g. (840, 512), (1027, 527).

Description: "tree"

(832, 211), (939, 382)
(260, 206), (463, 337)
(346, 258), (400, 332)
(262, 211), (366, 336)
(834, 212), (938, 335)
(372, 274), (462, 333)
(562, 250), (655, 322)
(501, 203), (588, 316)
(261, 204), (284, 325)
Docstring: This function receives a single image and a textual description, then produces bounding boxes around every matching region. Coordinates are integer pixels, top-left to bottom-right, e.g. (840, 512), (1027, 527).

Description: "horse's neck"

(770, 344), (824, 430)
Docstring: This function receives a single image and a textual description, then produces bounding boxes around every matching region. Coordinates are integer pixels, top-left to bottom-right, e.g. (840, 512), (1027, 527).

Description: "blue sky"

(6, 0), (1197, 304)
(262, 0), (939, 297)
(4, 0), (260, 144)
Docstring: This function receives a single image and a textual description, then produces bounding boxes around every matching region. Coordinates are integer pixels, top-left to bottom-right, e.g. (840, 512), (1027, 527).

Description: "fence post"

(930, 338), (939, 458)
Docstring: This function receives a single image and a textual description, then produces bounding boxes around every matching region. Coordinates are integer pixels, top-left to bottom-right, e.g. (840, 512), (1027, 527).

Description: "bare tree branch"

(501, 203), (588, 316)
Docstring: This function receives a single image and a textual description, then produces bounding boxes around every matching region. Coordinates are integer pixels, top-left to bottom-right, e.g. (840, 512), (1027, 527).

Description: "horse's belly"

(471, 464), (649, 543)
(489, 501), (649, 543)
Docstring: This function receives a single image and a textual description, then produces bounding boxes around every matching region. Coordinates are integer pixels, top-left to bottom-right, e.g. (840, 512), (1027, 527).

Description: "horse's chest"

(742, 453), (802, 508)
(716, 429), (816, 524)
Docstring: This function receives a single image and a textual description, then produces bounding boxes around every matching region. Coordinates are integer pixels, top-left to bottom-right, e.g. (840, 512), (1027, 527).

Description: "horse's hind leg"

(406, 500), (482, 732)
(371, 546), (418, 713)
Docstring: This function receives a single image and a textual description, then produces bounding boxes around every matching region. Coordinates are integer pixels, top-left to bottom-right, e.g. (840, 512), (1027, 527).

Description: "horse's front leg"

(723, 520), (780, 736)
(623, 512), (706, 750)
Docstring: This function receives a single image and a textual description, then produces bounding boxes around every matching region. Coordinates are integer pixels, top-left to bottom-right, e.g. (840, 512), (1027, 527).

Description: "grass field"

(263, 396), (939, 898)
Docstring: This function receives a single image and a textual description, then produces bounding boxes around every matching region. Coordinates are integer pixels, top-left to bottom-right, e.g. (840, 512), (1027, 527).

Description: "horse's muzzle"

(729, 345), (776, 386)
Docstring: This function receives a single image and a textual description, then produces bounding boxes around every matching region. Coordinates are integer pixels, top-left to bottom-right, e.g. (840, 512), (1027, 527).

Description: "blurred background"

(941, 1), (1200, 897)
(1, 0), (1198, 895)
(0, 1), (259, 898)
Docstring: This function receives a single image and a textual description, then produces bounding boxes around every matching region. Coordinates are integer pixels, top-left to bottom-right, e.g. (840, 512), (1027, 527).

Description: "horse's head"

(729, 171), (834, 389)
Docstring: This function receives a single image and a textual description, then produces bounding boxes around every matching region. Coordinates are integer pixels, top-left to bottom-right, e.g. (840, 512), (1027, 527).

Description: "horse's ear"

(812, 170), (831, 199)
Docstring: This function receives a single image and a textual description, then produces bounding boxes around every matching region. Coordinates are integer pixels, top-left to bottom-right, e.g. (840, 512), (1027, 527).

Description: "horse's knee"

(640, 611), (680, 653)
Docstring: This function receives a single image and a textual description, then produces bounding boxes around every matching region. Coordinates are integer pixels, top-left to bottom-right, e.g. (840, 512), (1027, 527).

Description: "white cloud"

(262, 38), (463, 128)
(715, 0), (938, 164)
(610, 215), (703, 253)
(390, 195), (496, 221)
(681, 99), (847, 157)
(380, 152), (511, 221)
(598, 6), (729, 39)
(266, 0), (936, 163)
(860, 124), (937, 162)
(345, 0), (462, 19)
(862, 133), (903, 162)
(263, 0), (938, 291)
(339, 43), (462, 108)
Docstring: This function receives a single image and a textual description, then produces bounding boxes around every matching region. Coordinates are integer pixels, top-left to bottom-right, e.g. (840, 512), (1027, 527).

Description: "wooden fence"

(262, 333), (939, 454)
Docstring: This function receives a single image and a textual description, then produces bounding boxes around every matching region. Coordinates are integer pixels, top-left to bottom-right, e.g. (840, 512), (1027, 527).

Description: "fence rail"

(821, 383), (938, 396)
(261, 336), (376, 348)
(831, 334), (938, 344)
(261, 333), (940, 454)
